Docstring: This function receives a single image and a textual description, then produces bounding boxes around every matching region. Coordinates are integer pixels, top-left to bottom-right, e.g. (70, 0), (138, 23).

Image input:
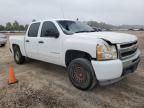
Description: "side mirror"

(45, 30), (59, 38)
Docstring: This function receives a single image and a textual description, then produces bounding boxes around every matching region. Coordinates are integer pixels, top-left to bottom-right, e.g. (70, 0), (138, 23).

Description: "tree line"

(0, 20), (114, 31)
(0, 21), (28, 31)
(86, 21), (144, 30)
(87, 21), (116, 29)
(1, 20), (143, 31)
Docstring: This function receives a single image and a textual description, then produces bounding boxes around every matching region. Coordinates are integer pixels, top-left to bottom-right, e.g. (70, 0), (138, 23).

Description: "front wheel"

(14, 46), (25, 64)
(68, 58), (98, 90)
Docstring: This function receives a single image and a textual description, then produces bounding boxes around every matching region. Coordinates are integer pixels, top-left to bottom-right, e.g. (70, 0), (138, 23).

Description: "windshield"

(57, 20), (95, 35)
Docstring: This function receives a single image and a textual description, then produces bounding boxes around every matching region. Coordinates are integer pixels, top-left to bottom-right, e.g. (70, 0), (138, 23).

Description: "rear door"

(25, 22), (40, 59)
(37, 21), (61, 65)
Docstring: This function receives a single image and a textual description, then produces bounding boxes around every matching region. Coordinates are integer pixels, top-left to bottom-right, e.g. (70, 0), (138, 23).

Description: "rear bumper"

(91, 49), (140, 85)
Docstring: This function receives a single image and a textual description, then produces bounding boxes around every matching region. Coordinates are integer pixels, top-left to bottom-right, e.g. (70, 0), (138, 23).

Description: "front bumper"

(91, 49), (140, 85)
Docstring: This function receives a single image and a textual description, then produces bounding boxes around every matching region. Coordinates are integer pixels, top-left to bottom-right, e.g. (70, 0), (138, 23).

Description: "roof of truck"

(32, 19), (75, 23)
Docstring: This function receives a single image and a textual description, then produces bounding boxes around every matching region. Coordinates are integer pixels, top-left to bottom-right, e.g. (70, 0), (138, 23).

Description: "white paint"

(91, 60), (123, 80)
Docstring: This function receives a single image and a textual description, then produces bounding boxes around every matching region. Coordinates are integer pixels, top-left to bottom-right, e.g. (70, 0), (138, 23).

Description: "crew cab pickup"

(9, 19), (140, 90)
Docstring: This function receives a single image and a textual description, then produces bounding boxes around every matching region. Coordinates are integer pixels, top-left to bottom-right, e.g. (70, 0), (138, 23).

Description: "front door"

(37, 21), (61, 65)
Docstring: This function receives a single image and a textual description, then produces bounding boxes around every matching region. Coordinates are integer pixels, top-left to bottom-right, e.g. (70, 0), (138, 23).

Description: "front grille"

(118, 41), (138, 60)
(121, 48), (137, 57)
(120, 41), (137, 48)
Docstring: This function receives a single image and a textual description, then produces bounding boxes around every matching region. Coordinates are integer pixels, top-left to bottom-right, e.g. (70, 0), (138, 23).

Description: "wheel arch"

(65, 49), (92, 67)
(12, 43), (26, 56)
(12, 44), (20, 51)
(12, 44), (25, 64)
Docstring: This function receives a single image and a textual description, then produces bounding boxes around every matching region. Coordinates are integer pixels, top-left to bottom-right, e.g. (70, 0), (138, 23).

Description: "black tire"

(13, 46), (25, 64)
(68, 58), (98, 90)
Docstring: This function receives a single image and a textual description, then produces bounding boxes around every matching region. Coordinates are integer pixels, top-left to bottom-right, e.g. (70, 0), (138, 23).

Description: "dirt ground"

(0, 31), (144, 108)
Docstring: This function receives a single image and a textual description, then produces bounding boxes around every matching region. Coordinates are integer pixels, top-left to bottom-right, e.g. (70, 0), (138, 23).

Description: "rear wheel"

(14, 46), (25, 64)
(68, 58), (98, 90)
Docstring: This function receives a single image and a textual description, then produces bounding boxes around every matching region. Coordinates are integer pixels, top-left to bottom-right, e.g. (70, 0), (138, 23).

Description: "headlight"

(96, 44), (117, 61)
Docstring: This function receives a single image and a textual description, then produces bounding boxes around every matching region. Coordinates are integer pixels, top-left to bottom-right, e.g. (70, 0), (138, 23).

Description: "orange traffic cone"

(8, 67), (18, 84)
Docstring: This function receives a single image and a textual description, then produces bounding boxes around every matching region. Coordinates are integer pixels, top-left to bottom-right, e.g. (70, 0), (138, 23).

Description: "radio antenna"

(55, 0), (65, 18)
(60, 5), (65, 18)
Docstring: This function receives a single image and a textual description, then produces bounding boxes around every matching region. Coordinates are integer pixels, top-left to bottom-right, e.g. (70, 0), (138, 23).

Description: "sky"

(0, 0), (144, 25)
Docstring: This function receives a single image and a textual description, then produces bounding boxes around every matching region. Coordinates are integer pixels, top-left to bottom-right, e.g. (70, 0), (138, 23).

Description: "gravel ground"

(0, 31), (144, 108)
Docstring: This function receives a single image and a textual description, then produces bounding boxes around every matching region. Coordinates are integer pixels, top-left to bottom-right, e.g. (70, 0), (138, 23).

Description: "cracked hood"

(72, 32), (137, 44)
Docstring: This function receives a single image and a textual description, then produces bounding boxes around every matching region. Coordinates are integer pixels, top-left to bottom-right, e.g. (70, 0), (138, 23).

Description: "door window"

(28, 22), (40, 37)
(41, 21), (59, 37)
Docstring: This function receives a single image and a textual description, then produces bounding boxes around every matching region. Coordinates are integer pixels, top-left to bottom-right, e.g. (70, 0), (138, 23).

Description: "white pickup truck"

(9, 19), (140, 90)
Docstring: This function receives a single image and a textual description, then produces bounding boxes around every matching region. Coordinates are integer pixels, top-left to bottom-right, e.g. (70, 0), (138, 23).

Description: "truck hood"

(72, 32), (137, 44)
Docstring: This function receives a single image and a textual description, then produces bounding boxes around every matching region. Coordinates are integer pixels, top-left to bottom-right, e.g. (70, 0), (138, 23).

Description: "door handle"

(38, 41), (44, 44)
(26, 40), (30, 42)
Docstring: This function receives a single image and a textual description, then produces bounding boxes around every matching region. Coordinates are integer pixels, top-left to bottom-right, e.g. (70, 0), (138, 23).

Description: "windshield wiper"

(88, 30), (96, 32)
(75, 31), (90, 33)
(75, 30), (96, 33)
